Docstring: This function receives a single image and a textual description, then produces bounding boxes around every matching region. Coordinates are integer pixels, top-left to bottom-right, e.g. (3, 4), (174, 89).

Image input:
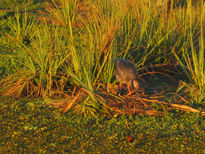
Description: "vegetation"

(0, 0), (204, 152)
(0, 98), (204, 153)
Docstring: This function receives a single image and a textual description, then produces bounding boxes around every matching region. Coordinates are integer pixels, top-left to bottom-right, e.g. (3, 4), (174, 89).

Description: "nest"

(49, 74), (205, 117)
(102, 75), (205, 116)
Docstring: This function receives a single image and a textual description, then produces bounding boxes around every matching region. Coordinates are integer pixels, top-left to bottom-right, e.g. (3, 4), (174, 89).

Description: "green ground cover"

(0, 98), (204, 153)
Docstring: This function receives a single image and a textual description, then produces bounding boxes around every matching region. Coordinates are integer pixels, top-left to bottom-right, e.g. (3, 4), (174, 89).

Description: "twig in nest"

(169, 104), (205, 115)
(113, 108), (163, 116)
(139, 71), (175, 81)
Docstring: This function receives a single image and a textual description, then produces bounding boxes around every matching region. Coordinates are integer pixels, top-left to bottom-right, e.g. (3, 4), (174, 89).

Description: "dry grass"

(0, 0), (204, 117)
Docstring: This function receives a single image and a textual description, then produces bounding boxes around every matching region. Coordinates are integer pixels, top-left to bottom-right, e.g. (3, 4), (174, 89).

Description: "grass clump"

(0, 0), (204, 116)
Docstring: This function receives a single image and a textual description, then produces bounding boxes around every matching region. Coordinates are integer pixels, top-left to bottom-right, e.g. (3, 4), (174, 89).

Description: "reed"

(0, 0), (204, 116)
(172, 0), (205, 104)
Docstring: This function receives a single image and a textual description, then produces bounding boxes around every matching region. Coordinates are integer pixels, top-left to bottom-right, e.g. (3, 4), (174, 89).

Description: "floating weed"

(1, 98), (204, 153)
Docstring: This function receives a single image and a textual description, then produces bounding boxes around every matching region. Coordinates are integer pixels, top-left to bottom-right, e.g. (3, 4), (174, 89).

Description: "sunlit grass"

(0, 1), (204, 153)
(172, 0), (205, 104)
(0, 0), (204, 116)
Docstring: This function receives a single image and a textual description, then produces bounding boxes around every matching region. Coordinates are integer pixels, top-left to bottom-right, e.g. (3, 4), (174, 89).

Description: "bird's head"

(132, 80), (139, 90)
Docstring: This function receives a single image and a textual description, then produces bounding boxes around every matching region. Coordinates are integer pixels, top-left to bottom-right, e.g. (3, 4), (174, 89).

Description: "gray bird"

(114, 58), (139, 95)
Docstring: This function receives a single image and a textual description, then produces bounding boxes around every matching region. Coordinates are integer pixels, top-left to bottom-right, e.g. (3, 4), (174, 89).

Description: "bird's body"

(114, 59), (139, 94)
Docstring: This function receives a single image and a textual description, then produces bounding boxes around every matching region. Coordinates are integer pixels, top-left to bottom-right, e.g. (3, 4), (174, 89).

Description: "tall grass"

(0, 0), (204, 116)
(172, 0), (205, 104)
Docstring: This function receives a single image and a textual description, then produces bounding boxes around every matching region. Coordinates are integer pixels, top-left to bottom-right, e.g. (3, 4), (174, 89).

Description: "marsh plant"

(0, 0), (204, 116)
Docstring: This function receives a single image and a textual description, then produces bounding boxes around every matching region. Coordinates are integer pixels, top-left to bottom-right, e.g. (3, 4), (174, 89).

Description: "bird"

(114, 58), (139, 95)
